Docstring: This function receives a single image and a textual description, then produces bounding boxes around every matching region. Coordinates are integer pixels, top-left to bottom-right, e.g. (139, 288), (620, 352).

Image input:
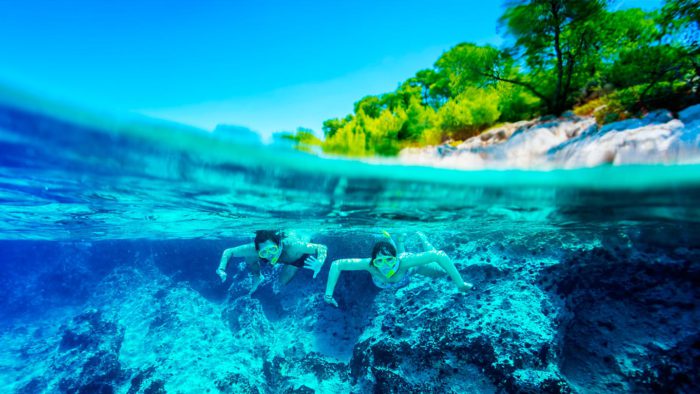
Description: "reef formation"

(1, 232), (698, 393)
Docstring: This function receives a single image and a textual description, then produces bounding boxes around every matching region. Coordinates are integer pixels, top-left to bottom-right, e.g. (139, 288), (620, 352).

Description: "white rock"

(399, 105), (700, 169)
(679, 104), (700, 125)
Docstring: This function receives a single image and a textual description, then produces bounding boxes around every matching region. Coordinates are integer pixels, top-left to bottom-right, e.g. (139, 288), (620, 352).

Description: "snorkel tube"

(269, 245), (282, 265)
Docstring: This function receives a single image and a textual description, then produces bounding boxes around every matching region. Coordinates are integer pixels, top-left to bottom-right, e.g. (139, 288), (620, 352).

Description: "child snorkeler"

(323, 231), (472, 307)
(217, 230), (328, 292)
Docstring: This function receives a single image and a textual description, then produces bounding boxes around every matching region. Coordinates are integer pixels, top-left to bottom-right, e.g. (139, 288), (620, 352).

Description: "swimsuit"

(372, 272), (411, 289)
(282, 251), (317, 268)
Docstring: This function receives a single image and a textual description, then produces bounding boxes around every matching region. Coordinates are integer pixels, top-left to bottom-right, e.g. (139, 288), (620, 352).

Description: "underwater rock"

(629, 333), (700, 393)
(58, 309), (123, 353)
(299, 352), (350, 382)
(222, 296), (272, 337)
(5, 237), (699, 393)
(214, 372), (261, 394)
(541, 244), (700, 393)
(284, 385), (316, 394)
(347, 267), (570, 393)
(140, 380), (166, 394)
(52, 309), (126, 393)
(126, 366), (156, 394)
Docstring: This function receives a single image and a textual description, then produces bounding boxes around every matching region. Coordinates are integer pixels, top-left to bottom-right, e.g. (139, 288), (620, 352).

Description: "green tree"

(434, 43), (505, 95)
(500, 0), (607, 114)
(353, 96), (382, 118)
(658, 0), (700, 87)
(602, 5), (698, 110)
(322, 114), (367, 156)
(277, 127), (322, 153)
(412, 68), (450, 107)
(367, 109), (404, 155)
(322, 109), (405, 156)
(438, 87), (501, 139)
(378, 81), (423, 112)
(322, 115), (352, 139)
(400, 98), (439, 141)
(318, 0), (699, 157)
(659, 0), (700, 46)
(496, 83), (540, 121)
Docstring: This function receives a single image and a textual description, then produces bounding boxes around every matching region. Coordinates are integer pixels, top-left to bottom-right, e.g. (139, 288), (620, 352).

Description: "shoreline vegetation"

(279, 0), (698, 157)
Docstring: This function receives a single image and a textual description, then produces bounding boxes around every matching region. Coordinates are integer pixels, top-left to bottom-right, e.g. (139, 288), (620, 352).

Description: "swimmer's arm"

(325, 258), (371, 299)
(245, 256), (261, 276)
(401, 250), (472, 291)
(217, 244), (256, 271)
(312, 243), (328, 263)
(284, 241), (328, 278)
(285, 239), (327, 262)
(295, 241), (328, 263)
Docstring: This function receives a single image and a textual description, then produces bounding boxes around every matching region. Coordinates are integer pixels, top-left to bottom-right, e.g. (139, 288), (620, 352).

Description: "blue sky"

(0, 0), (662, 137)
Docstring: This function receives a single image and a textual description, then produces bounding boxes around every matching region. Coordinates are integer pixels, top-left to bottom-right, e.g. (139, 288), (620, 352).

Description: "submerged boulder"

(347, 265), (570, 393)
(48, 309), (126, 394)
(541, 244), (700, 393)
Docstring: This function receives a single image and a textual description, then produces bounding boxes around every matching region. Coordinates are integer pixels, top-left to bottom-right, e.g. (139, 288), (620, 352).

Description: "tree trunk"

(551, 0), (565, 114)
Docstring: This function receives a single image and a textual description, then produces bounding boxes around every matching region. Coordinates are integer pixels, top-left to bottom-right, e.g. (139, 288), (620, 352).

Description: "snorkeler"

(323, 232), (472, 307)
(216, 230), (328, 291)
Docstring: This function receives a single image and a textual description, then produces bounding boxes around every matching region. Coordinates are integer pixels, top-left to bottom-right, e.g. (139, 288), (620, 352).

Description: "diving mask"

(258, 245), (282, 264)
(374, 256), (399, 278)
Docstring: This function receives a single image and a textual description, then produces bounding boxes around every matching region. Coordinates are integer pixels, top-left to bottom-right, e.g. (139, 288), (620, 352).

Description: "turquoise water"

(1, 88), (700, 393)
(2, 86), (700, 241)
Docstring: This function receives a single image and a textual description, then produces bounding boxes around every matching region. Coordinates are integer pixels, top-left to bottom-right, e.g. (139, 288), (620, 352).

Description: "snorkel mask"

(373, 255), (399, 278)
(371, 230), (399, 277)
(258, 244), (282, 265)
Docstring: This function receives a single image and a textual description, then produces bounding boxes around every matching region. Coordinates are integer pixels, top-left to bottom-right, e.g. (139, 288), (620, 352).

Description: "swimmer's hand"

(458, 282), (474, 292)
(324, 294), (339, 308)
(216, 268), (227, 283)
(304, 256), (324, 279)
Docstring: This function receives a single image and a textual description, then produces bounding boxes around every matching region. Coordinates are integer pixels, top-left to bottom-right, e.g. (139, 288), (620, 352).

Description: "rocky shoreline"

(400, 104), (700, 169)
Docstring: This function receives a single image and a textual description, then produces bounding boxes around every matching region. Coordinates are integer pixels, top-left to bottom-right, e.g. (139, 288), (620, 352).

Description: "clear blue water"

(2, 86), (700, 241)
(1, 88), (699, 393)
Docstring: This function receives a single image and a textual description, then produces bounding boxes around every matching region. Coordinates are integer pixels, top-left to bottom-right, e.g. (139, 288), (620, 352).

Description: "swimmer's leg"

(279, 265), (299, 285)
(414, 232), (443, 277)
(417, 231), (437, 252)
(414, 263), (446, 278)
(396, 233), (406, 255)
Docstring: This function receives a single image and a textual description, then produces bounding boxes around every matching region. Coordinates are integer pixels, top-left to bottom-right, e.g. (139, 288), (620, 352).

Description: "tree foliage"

(317, 0), (700, 156)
